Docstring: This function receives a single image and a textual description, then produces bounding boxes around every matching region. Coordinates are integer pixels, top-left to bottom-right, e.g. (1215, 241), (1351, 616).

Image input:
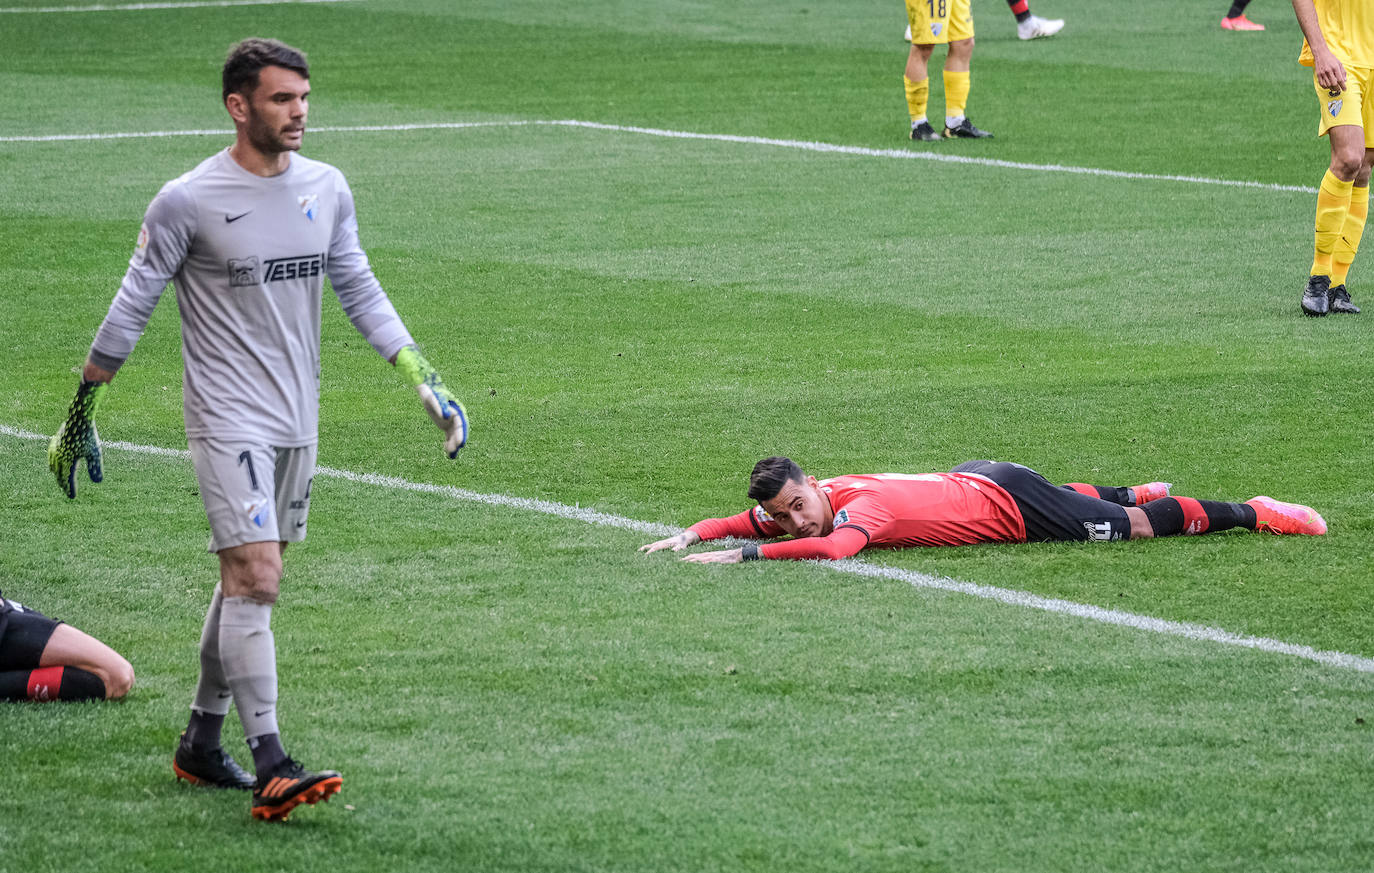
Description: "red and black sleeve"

(689, 508), (782, 542)
(758, 526), (869, 561)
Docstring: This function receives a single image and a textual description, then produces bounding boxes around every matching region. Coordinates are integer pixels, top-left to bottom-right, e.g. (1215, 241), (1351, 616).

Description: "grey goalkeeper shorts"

(189, 439), (317, 552)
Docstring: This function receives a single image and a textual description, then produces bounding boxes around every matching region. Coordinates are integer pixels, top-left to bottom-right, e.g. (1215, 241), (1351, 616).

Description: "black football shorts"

(951, 460), (1131, 543)
(0, 597), (61, 671)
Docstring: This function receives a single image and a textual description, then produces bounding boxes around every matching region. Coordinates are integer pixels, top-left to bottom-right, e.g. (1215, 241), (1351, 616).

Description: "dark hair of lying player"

(747, 456), (805, 503)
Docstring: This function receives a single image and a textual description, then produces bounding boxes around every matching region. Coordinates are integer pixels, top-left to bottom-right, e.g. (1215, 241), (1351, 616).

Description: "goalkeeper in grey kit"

(47, 38), (466, 821)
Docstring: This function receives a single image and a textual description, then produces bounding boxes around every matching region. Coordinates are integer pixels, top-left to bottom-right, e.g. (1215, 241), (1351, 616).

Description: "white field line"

(0, 0), (357, 12)
(0, 119), (1319, 194)
(0, 121), (519, 143)
(4, 423), (1369, 674)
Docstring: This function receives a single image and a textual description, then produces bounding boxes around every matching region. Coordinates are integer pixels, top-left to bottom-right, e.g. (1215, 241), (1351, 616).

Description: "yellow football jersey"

(1300, 0), (1374, 69)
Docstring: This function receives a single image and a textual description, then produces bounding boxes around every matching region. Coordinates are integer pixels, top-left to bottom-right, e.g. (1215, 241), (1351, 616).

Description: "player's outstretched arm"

(680, 548), (744, 564)
(639, 531), (702, 553)
(48, 363), (114, 499)
(393, 345), (468, 459)
(681, 529), (868, 564)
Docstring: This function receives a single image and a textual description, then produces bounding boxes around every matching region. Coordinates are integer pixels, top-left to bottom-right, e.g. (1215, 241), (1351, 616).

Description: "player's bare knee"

(1356, 160), (1373, 187)
(1330, 150), (1363, 180)
(104, 657), (135, 699)
(220, 553), (282, 603)
(237, 570), (280, 604)
(1125, 506), (1154, 540)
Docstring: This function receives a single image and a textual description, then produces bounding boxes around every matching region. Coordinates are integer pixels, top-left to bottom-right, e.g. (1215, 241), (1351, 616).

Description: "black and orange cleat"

(173, 732), (255, 790)
(251, 758), (343, 821)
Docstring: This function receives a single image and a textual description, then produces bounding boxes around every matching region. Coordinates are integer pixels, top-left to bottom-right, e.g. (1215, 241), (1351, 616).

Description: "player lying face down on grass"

(639, 457), (1327, 564)
(0, 589), (133, 702)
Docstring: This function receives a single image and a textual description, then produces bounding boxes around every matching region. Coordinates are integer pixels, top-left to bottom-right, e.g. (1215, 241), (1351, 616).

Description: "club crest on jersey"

(1329, 99), (1343, 117)
(228, 256), (260, 287)
(298, 193), (319, 221)
(834, 509), (850, 525)
(753, 506), (774, 524)
(931, 22), (943, 36)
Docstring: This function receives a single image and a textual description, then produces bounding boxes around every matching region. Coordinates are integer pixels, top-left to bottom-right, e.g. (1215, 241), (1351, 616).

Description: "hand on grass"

(639, 531), (700, 553)
(679, 548), (743, 564)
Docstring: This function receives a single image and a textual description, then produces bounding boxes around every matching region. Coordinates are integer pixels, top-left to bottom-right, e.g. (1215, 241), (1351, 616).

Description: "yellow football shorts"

(1314, 64), (1374, 145)
(906, 0), (973, 46)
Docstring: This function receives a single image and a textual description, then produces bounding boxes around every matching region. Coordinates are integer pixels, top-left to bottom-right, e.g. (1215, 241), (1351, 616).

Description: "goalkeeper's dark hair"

(748, 457), (805, 503)
(222, 38), (309, 102)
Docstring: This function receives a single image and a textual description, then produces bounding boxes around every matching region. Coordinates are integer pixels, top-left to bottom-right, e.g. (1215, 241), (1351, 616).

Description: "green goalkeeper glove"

(49, 380), (109, 499)
(395, 345), (468, 459)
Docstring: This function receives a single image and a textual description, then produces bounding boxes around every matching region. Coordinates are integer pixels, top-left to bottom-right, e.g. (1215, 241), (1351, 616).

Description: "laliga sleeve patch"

(133, 224), (149, 264)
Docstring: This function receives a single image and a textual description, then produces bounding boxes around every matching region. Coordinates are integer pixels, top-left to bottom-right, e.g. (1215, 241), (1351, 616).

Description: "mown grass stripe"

(5, 423), (1367, 673)
(0, 119), (1319, 194)
(0, 0), (358, 13)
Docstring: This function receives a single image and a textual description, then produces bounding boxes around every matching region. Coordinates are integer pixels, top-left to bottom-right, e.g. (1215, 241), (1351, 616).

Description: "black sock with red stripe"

(1007, 0), (1032, 23)
(1139, 497), (1257, 536)
(1062, 483), (1133, 505)
(0, 666), (105, 701)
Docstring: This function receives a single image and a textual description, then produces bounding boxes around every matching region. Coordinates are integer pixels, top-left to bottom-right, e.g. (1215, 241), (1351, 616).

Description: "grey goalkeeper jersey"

(89, 149), (414, 445)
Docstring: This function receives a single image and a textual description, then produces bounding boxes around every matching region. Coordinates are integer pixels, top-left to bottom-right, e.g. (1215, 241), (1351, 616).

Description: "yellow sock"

(1312, 169), (1354, 277)
(904, 76), (929, 123)
(1331, 184), (1369, 286)
(943, 70), (970, 120)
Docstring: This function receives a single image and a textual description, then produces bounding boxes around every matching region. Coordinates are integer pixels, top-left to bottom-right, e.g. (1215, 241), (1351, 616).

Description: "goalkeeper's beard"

(244, 107), (304, 156)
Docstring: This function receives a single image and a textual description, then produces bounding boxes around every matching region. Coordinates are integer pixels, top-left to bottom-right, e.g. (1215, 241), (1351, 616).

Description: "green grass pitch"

(2, 0), (1373, 870)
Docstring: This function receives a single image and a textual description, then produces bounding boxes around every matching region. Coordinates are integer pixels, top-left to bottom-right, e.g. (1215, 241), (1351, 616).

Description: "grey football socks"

(219, 596), (280, 742)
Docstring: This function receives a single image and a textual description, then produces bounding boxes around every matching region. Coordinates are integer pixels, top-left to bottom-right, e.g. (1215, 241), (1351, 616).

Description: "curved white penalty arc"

(3, 422), (1368, 674)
